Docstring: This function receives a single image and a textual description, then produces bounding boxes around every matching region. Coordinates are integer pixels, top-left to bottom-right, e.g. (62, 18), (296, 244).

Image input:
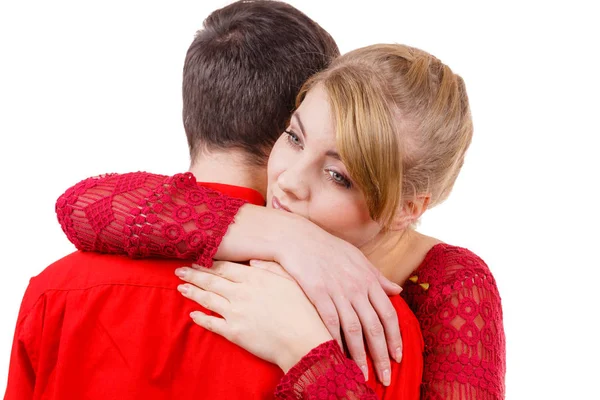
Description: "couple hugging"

(5, 1), (505, 399)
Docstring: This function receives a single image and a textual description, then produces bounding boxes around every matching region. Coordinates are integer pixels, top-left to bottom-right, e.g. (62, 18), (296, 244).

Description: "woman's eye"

(327, 170), (352, 189)
(284, 130), (302, 148)
(330, 171), (343, 182)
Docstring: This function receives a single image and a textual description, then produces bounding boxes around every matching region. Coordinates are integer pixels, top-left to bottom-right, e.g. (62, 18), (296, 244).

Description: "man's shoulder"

(23, 252), (187, 312)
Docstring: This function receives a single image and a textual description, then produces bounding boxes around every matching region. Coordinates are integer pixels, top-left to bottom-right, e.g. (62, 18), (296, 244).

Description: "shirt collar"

(198, 182), (265, 206)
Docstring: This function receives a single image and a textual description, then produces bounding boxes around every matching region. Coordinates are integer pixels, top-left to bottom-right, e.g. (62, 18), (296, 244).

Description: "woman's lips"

(272, 196), (291, 213)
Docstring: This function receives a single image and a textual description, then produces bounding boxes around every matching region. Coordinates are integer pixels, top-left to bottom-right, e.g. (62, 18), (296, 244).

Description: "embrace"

(5, 1), (505, 399)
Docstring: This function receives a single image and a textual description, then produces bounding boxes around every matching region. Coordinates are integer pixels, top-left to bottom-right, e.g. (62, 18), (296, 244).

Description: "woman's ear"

(389, 194), (431, 231)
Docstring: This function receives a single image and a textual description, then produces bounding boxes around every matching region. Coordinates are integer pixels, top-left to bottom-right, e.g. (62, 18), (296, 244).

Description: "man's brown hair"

(183, 0), (340, 165)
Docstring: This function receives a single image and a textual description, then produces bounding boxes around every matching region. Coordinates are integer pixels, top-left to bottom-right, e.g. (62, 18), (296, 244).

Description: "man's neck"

(188, 150), (268, 199)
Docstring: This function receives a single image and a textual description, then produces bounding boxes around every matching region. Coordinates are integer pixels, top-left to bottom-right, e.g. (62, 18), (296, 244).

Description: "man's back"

(5, 251), (282, 399)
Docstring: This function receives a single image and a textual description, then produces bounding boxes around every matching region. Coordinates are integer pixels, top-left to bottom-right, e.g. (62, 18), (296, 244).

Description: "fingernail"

(393, 283), (403, 293)
(395, 347), (403, 363)
(360, 365), (368, 381)
(175, 268), (187, 277)
(382, 368), (390, 386)
(177, 284), (188, 295)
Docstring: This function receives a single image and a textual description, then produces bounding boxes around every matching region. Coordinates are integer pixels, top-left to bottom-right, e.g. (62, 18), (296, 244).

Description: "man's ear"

(389, 194), (431, 231)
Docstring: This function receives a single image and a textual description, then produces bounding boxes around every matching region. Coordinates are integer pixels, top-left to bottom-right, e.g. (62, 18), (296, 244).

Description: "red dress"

(51, 172), (505, 399)
(6, 172), (423, 400)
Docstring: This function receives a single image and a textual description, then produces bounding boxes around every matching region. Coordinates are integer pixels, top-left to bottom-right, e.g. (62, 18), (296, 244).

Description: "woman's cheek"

(311, 197), (375, 246)
(267, 140), (289, 180)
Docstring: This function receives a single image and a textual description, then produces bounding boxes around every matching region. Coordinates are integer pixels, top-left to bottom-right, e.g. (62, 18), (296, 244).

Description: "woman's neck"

(360, 229), (442, 286)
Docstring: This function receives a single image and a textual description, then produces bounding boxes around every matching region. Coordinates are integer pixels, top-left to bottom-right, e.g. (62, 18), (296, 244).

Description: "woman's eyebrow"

(292, 113), (307, 137)
(325, 150), (341, 161)
(293, 113), (340, 160)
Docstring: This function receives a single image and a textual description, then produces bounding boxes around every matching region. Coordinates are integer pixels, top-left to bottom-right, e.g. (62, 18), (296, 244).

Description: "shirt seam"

(19, 282), (179, 327)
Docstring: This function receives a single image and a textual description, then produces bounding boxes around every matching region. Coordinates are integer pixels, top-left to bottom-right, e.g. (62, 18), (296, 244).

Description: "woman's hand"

(175, 261), (333, 373)
(215, 205), (403, 382)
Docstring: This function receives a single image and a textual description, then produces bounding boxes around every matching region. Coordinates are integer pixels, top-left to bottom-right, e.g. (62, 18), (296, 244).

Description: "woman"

(56, 44), (505, 399)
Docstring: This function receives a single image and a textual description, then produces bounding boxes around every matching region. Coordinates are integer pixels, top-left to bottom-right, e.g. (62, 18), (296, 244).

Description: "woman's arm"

(56, 172), (245, 267)
(177, 261), (423, 400)
(56, 171), (403, 380)
(274, 340), (378, 400)
(413, 260), (506, 399)
(275, 296), (424, 400)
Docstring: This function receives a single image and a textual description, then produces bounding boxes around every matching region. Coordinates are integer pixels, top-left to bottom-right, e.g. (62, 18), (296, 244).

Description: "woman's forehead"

(294, 86), (335, 136)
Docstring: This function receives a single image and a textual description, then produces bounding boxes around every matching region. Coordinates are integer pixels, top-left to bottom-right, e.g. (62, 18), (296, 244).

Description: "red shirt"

(5, 175), (424, 399)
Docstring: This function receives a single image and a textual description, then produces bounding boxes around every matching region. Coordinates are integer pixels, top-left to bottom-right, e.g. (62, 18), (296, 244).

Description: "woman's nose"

(277, 167), (309, 201)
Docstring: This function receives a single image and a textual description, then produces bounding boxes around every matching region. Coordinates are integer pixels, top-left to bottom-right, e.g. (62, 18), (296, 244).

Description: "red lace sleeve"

(275, 296), (423, 400)
(404, 245), (506, 400)
(55, 172), (246, 268)
(275, 341), (378, 400)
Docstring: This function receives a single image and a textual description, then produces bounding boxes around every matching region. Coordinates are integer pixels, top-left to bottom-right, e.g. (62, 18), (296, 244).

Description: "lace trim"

(56, 172), (246, 268)
(402, 244), (505, 400)
(275, 340), (377, 400)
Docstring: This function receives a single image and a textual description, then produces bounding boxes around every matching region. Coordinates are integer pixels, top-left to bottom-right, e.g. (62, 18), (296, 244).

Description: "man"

(5, 1), (406, 398)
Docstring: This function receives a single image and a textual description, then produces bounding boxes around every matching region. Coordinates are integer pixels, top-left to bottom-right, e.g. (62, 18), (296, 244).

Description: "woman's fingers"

(330, 295), (368, 381)
(374, 268), (403, 295)
(191, 261), (249, 283)
(190, 311), (229, 338)
(352, 294), (393, 386)
(249, 260), (293, 280)
(175, 267), (236, 299)
(309, 292), (343, 351)
(178, 284), (229, 317)
(369, 284), (403, 363)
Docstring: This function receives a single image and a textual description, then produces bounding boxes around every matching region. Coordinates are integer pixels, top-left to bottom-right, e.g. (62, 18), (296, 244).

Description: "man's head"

(183, 0), (340, 167)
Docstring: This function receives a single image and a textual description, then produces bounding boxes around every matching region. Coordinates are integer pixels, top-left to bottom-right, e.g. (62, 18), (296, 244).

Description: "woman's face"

(266, 85), (382, 247)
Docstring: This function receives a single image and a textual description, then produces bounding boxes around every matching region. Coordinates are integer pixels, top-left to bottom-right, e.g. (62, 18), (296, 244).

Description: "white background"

(1, 1), (598, 398)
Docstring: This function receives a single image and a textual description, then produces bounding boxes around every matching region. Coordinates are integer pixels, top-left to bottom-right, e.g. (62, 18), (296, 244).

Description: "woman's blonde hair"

(297, 44), (473, 228)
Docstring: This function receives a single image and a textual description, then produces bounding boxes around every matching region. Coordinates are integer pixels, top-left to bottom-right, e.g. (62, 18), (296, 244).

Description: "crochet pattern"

(275, 340), (377, 399)
(56, 172), (246, 268)
(402, 244), (505, 399)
